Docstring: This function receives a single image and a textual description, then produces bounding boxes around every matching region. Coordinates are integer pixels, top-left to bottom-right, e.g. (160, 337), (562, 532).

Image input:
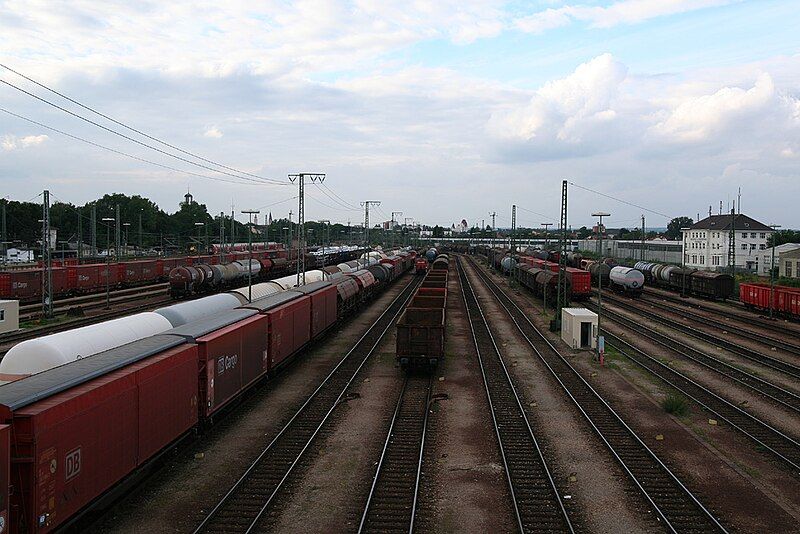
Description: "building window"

(787, 261), (793, 278)
(750, 244), (757, 250)
(692, 255), (697, 263)
(0, 309), (4, 322)
(684, 254), (689, 264)
(760, 233), (766, 239)
(750, 232), (756, 238)
(700, 256), (704, 264)
(759, 244), (766, 250)
(741, 244), (747, 250)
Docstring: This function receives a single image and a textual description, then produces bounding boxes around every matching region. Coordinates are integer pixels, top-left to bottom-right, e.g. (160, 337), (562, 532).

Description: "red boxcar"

(242, 292), (312, 370)
(290, 281), (338, 339)
(0, 268), (70, 301)
(69, 264), (108, 293)
(1, 342), (198, 533)
(195, 314), (268, 417)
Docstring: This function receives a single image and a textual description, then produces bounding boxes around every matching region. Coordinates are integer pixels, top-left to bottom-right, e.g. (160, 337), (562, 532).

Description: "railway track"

(458, 257), (574, 533)
(637, 293), (800, 356)
(463, 255), (727, 533)
(18, 282), (170, 317)
(359, 374), (432, 534)
(601, 292), (800, 380)
(643, 287), (800, 336)
(192, 275), (422, 534)
(594, 301), (800, 415)
(584, 302), (800, 471)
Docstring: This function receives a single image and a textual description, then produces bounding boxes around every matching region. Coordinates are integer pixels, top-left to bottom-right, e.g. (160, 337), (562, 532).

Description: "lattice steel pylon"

(511, 204), (517, 280)
(361, 200), (381, 268)
(554, 180), (568, 331)
(41, 190), (53, 318)
(727, 207), (736, 275)
(289, 173), (325, 286)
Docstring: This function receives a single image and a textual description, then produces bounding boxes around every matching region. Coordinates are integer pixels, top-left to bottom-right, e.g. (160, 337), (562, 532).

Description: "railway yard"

(1, 246), (798, 533)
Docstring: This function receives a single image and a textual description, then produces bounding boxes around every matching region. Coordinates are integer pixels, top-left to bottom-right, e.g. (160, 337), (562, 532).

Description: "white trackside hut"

(561, 308), (598, 350)
(0, 299), (20, 335)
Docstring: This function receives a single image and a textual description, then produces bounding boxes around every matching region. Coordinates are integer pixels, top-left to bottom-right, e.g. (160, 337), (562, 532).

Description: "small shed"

(561, 308), (597, 350)
(0, 299), (20, 335)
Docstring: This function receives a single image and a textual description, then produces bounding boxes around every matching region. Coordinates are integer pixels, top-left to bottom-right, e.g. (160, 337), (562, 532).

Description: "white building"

(757, 243), (800, 276)
(682, 214), (775, 272)
(3, 248), (34, 264)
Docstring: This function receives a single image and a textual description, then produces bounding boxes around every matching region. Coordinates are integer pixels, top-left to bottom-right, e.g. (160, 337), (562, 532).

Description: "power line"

(0, 63), (287, 186)
(0, 107), (265, 187)
(318, 181), (360, 209)
(0, 77), (286, 186)
(568, 181), (671, 219)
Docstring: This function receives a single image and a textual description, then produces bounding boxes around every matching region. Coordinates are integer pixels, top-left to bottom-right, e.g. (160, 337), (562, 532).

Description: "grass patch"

(662, 393), (690, 416)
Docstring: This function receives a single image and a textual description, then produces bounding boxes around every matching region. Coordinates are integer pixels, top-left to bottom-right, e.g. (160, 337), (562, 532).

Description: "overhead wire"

(0, 108), (270, 187)
(0, 77), (287, 186)
(568, 181), (671, 219)
(0, 63), (288, 186)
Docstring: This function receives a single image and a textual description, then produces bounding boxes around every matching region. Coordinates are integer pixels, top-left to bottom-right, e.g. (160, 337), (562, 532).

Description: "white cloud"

(489, 53), (627, 144)
(1, 134), (49, 150)
(204, 127), (223, 139)
(516, 0), (734, 33)
(650, 73), (791, 142)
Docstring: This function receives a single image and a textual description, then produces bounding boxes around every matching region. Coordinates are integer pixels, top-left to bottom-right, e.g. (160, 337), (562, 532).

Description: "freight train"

(0, 244), (289, 303)
(633, 261), (735, 300)
(0, 250), (414, 533)
(167, 246), (365, 298)
(396, 254), (448, 369)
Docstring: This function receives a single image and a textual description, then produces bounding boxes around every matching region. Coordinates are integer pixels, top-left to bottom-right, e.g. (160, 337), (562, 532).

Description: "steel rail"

(358, 374), (433, 534)
(638, 293), (800, 355)
(463, 255), (727, 534)
(582, 313), (800, 472)
(458, 257), (574, 534)
(192, 275), (422, 534)
(643, 287), (800, 336)
(593, 301), (800, 415)
(601, 292), (800, 380)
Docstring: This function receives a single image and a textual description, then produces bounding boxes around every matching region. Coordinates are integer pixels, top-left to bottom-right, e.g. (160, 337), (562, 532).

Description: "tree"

(768, 229), (800, 247)
(666, 216), (693, 240)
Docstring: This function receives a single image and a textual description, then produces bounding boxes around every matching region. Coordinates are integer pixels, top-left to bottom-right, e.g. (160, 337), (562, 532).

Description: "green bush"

(662, 393), (689, 416)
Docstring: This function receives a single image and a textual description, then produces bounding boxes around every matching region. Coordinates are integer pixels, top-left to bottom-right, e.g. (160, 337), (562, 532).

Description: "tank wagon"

(609, 266), (645, 296)
(516, 264), (572, 306)
(634, 261), (734, 300)
(0, 254), (412, 534)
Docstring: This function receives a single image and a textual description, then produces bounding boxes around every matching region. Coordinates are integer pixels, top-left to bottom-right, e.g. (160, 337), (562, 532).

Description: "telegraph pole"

(553, 180), (568, 331)
(361, 201), (381, 268)
(728, 206), (736, 275)
(115, 204), (121, 258)
(489, 211), (497, 250)
(289, 173), (325, 286)
(640, 215), (646, 262)
(90, 205), (97, 256)
(511, 205), (517, 279)
(319, 219), (330, 270)
(391, 211), (403, 249)
(542, 222), (553, 249)
(241, 209), (260, 302)
(1, 198), (6, 268)
(41, 190), (53, 318)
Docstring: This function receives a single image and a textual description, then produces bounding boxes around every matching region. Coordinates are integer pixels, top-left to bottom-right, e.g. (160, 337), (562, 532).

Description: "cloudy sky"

(1, 0), (799, 230)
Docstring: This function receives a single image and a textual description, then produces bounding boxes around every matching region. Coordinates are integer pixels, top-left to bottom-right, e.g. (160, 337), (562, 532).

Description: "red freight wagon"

(166, 309), (259, 418)
(242, 291), (312, 370)
(139, 260), (161, 282)
(69, 264), (106, 293)
(333, 277), (361, 315)
(119, 261), (144, 284)
(195, 315), (268, 417)
(290, 281), (338, 340)
(0, 268), (70, 301)
(0, 336), (198, 534)
(741, 283), (800, 318)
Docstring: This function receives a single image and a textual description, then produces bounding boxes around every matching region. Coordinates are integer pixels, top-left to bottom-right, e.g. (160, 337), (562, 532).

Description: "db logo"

(65, 448), (81, 481)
